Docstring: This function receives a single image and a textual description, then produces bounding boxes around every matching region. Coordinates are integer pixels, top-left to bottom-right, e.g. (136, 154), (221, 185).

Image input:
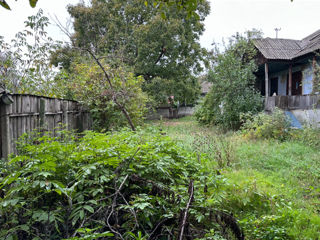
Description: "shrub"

(0, 129), (243, 239)
(67, 62), (149, 131)
(290, 126), (320, 148)
(195, 31), (264, 130)
(241, 109), (290, 140)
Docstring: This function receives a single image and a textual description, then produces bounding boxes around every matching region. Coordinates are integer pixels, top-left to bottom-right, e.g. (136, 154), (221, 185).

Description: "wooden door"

(292, 71), (302, 95)
(270, 77), (278, 96)
(286, 71), (302, 95)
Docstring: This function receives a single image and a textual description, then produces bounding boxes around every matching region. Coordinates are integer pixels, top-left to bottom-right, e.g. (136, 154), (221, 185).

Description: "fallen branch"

(178, 180), (194, 240)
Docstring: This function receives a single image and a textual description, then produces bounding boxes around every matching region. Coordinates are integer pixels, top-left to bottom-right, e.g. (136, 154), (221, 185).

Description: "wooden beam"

(265, 62), (269, 107)
(288, 64), (292, 96)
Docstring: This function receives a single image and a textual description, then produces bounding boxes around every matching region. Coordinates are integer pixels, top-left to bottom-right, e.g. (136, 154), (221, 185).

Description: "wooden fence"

(0, 94), (92, 159)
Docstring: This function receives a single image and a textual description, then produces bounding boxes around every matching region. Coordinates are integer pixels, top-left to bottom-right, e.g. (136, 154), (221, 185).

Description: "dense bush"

(195, 32), (263, 130)
(241, 109), (290, 140)
(290, 126), (320, 148)
(0, 129), (243, 240)
(65, 62), (148, 131)
(241, 108), (320, 147)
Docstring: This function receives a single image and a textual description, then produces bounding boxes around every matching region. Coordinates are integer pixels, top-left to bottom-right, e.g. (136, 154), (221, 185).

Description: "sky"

(1, 0), (320, 50)
(202, 0), (320, 49)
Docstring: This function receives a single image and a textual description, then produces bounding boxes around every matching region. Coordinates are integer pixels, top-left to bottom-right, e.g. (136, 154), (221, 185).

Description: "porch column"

(288, 64), (292, 96)
(265, 62), (269, 107)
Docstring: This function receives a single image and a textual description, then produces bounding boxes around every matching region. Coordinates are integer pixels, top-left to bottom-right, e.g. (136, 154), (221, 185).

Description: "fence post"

(1, 104), (11, 159)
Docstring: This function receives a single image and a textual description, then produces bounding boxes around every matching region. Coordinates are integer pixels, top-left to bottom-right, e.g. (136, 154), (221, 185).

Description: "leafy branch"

(0, 0), (38, 10)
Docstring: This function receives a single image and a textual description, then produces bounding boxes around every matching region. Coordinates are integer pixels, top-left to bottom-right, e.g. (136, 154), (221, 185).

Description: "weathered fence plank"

(0, 104), (11, 158)
(0, 94), (91, 159)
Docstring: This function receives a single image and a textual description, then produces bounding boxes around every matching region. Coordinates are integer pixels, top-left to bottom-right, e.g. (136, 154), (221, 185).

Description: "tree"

(53, 0), (210, 106)
(195, 31), (264, 130)
(0, 9), (60, 96)
(146, 0), (208, 18)
(0, 0), (38, 10)
(58, 60), (148, 131)
(0, 0), (205, 13)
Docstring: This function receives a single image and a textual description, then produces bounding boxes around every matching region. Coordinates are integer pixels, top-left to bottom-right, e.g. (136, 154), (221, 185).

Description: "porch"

(265, 95), (320, 111)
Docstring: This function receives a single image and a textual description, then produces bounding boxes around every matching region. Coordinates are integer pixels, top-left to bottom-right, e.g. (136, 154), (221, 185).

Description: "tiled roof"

(253, 29), (320, 60)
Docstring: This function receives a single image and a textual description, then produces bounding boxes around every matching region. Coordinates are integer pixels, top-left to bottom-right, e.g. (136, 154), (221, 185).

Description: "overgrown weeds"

(192, 133), (236, 169)
(240, 108), (290, 141)
(0, 128), (244, 240)
(290, 126), (320, 148)
(153, 116), (320, 240)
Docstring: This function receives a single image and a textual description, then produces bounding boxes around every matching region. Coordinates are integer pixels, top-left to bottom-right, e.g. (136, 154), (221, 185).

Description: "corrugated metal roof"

(253, 29), (320, 60)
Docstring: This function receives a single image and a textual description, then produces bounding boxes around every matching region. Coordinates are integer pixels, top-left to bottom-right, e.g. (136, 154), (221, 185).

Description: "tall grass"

(147, 116), (320, 239)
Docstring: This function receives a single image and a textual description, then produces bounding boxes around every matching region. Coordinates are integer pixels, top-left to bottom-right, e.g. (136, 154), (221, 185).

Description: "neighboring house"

(200, 81), (213, 96)
(253, 30), (320, 126)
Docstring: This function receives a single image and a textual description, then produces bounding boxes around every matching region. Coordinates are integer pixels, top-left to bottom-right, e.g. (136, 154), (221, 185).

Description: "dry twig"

(179, 180), (194, 240)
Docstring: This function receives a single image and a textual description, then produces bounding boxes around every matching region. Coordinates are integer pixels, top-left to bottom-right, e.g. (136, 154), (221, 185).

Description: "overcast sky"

(1, 0), (320, 50)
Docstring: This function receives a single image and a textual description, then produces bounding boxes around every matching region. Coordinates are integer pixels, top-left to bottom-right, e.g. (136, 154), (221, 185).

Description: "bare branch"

(85, 48), (136, 131)
(106, 174), (129, 240)
(154, 45), (166, 65)
(50, 14), (73, 40)
(148, 217), (175, 240)
(179, 180), (194, 240)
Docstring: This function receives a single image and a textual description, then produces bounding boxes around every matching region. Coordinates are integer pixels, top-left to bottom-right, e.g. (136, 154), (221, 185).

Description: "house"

(253, 30), (320, 127)
(200, 81), (213, 96)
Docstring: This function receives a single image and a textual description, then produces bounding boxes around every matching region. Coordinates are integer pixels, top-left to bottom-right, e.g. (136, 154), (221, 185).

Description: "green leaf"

(29, 0), (38, 8)
(1, 198), (20, 207)
(0, 0), (11, 10)
(19, 224), (30, 232)
(83, 205), (94, 213)
(32, 211), (48, 222)
(54, 189), (62, 195)
(79, 209), (84, 220)
(72, 214), (79, 226)
(160, 11), (166, 19)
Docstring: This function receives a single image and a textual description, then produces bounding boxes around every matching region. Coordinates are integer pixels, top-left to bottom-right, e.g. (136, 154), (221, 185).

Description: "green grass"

(146, 116), (320, 239)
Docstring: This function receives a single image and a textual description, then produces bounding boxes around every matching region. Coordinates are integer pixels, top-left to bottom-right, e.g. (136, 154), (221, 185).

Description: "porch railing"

(265, 95), (320, 111)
